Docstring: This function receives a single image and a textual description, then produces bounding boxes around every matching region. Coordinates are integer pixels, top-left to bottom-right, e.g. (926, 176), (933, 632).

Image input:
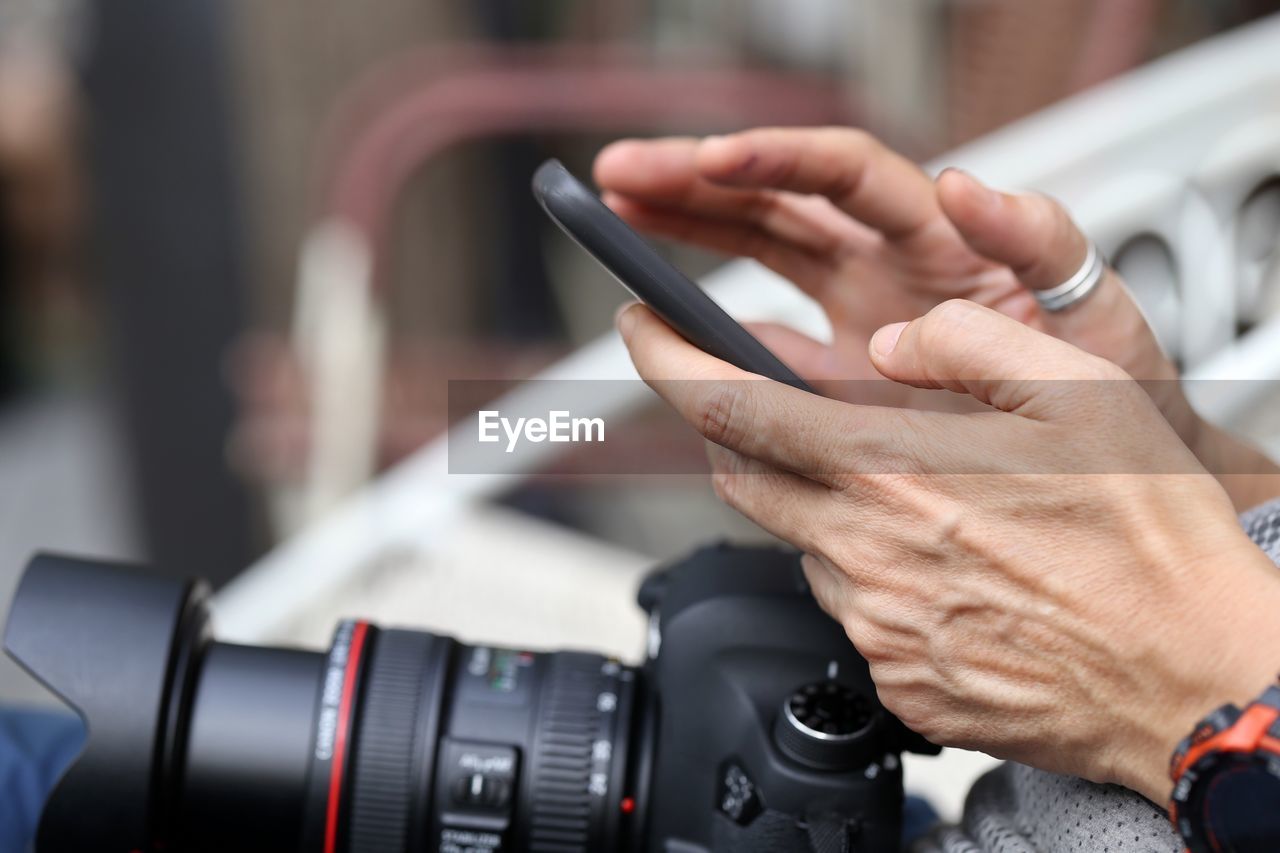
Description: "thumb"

(868, 299), (1121, 418)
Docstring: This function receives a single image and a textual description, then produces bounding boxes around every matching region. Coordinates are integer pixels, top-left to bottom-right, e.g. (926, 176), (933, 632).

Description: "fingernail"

(948, 168), (998, 208)
(615, 302), (639, 340)
(698, 135), (731, 161)
(596, 139), (637, 170)
(601, 138), (638, 154)
(871, 322), (908, 356)
(698, 135), (752, 176)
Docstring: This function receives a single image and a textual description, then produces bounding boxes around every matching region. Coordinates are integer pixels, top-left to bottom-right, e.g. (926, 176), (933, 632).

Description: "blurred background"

(3, 0), (1280, 817)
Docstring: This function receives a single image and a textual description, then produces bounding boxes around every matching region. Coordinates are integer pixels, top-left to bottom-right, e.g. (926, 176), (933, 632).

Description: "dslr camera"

(5, 543), (937, 852)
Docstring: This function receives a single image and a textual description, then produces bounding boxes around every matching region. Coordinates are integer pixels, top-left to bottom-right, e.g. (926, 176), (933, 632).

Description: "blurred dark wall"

(471, 1), (562, 342)
(0, 184), (12, 401)
(81, 0), (252, 584)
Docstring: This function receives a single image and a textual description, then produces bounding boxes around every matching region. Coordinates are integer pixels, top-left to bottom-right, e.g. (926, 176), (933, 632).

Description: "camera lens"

(297, 622), (645, 853)
(4, 555), (647, 853)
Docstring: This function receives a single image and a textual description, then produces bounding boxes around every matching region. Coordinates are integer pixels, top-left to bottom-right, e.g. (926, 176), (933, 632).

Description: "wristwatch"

(1169, 682), (1280, 852)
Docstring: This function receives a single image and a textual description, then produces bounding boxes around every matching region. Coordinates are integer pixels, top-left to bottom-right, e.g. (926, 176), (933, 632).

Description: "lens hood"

(3, 553), (210, 853)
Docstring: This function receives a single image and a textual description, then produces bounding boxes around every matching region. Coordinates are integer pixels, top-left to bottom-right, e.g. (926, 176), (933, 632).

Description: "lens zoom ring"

(529, 654), (608, 852)
(347, 630), (433, 853)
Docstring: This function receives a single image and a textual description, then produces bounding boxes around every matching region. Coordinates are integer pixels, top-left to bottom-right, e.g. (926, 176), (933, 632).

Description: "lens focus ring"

(528, 653), (631, 852)
(346, 630), (438, 852)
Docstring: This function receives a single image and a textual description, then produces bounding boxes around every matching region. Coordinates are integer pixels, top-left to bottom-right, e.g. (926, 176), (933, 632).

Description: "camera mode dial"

(773, 681), (881, 771)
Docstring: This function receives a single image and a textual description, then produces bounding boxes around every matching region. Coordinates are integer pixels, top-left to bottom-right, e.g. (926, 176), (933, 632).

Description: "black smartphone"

(532, 159), (814, 392)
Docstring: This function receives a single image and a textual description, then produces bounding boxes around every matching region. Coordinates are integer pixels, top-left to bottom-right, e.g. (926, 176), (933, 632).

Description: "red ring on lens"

(324, 621), (370, 853)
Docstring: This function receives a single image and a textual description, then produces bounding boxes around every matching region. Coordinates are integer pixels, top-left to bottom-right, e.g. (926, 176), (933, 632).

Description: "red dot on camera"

(620, 796), (635, 814)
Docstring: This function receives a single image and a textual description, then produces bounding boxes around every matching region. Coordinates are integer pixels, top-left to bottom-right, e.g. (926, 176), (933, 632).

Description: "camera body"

(4, 544), (935, 853)
(641, 543), (934, 852)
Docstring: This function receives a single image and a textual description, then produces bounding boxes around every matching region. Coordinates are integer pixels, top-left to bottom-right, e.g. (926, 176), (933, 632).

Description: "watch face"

(1197, 756), (1280, 852)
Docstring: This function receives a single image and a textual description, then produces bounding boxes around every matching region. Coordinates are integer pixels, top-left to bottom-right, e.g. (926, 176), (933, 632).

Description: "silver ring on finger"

(1033, 240), (1106, 313)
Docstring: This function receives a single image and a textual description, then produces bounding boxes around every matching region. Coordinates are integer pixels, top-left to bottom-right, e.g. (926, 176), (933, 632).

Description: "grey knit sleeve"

(1241, 497), (1280, 563)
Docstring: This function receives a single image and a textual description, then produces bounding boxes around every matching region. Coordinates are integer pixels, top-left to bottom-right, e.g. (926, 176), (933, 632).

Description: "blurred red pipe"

(313, 44), (858, 295)
(1068, 0), (1161, 93)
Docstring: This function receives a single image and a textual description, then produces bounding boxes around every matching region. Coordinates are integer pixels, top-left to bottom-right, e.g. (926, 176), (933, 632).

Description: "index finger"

(695, 127), (942, 243)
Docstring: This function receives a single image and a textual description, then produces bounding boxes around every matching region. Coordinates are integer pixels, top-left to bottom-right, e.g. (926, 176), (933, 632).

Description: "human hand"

(616, 297), (1280, 804)
(595, 129), (1280, 503)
